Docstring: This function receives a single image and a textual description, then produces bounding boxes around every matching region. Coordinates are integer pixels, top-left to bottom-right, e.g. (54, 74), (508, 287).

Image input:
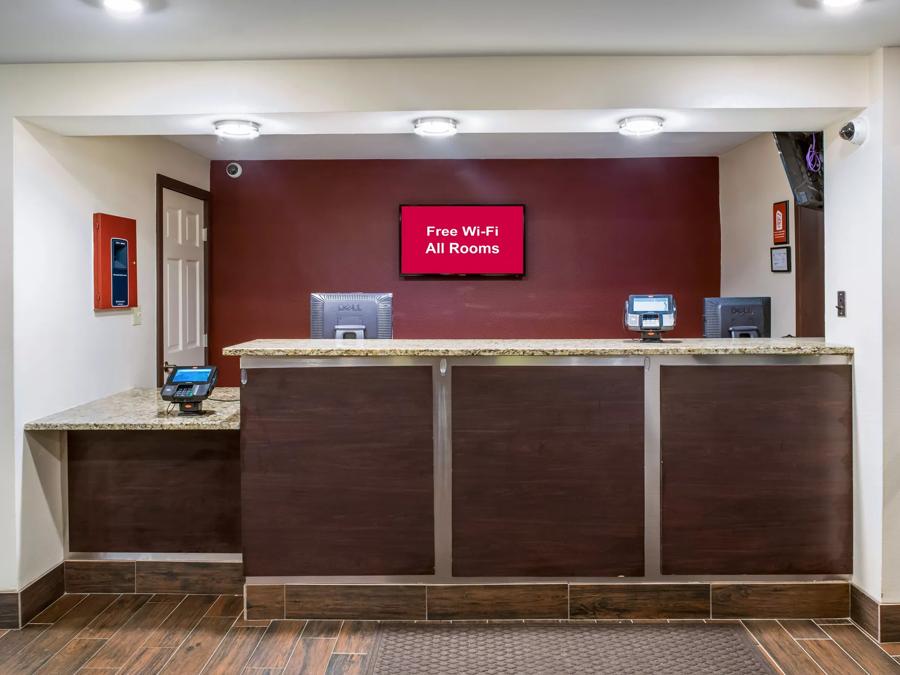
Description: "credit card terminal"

(160, 365), (219, 415)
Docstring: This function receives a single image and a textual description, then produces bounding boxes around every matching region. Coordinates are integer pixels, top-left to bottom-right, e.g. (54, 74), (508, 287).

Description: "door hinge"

(202, 333), (208, 348)
(202, 228), (208, 242)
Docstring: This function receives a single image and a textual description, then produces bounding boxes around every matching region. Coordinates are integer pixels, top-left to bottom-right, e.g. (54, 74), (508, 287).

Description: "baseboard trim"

(0, 563), (65, 629)
(245, 581), (851, 623)
(851, 583), (900, 643)
(64, 559), (244, 596)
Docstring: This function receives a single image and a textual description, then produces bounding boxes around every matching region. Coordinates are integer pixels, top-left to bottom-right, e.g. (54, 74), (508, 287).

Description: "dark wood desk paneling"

(660, 365), (852, 575)
(68, 430), (241, 553)
(241, 366), (435, 576)
(452, 366), (645, 577)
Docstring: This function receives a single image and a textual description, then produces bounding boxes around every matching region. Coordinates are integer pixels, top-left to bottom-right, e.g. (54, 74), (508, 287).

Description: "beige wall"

(11, 123), (209, 589)
(719, 133), (796, 337)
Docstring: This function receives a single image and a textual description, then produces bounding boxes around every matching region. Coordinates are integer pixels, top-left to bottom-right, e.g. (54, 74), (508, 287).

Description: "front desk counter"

(26, 388), (241, 557)
(223, 338), (854, 584)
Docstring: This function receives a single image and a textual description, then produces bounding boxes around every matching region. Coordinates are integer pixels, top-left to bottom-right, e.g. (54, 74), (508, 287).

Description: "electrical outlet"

(131, 306), (142, 326)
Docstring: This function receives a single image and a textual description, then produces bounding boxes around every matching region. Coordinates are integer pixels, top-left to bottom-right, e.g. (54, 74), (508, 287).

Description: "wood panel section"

(795, 205), (826, 337)
(135, 561), (244, 595)
(712, 583), (849, 620)
(31, 594), (85, 624)
(0, 592), (18, 629)
(4, 594), (117, 672)
(823, 624), (900, 674)
(285, 585), (425, 621)
(779, 619), (828, 639)
(0, 623), (48, 659)
(851, 584), (881, 640)
(201, 625), (265, 673)
(67, 430), (241, 553)
(325, 653), (368, 675)
(247, 584), (286, 620)
(241, 367), (434, 576)
(334, 621), (377, 654)
(245, 620), (307, 669)
(742, 620), (822, 673)
(284, 638), (337, 675)
(160, 616), (236, 674)
(426, 584), (568, 620)
(204, 594), (244, 618)
(65, 560), (135, 593)
(301, 621), (344, 638)
(79, 594), (152, 639)
(20, 563), (64, 624)
(84, 598), (180, 668)
(883, 604), (900, 643)
(144, 594), (218, 648)
(452, 366), (644, 577)
(799, 638), (867, 674)
(570, 584), (710, 620)
(37, 637), (105, 674)
(119, 645), (178, 674)
(661, 365), (852, 575)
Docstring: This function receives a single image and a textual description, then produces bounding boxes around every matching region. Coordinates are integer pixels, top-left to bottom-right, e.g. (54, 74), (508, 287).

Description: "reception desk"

(224, 338), (853, 591)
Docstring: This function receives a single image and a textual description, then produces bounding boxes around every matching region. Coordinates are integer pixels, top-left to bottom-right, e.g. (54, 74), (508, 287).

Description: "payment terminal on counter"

(160, 365), (219, 415)
(624, 294), (677, 342)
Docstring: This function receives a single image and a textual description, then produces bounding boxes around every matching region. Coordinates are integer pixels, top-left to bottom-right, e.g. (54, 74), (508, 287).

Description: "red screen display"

(400, 205), (525, 276)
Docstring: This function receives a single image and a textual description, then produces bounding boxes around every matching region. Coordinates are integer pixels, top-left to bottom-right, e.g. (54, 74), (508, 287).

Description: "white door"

(163, 188), (206, 368)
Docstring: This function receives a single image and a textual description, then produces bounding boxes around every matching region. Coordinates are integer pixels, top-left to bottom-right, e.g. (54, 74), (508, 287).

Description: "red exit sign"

(400, 205), (525, 277)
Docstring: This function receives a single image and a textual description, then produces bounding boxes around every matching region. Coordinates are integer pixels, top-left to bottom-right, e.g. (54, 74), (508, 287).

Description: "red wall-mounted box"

(93, 213), (137, 310)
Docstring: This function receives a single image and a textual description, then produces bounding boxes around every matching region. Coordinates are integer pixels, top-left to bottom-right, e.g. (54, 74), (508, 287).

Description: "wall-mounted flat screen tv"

(400, 204), (525, 278)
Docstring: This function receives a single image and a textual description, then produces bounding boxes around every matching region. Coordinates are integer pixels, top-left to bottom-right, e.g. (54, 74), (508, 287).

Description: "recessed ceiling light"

(213, 120), (261, 140)
(821, 0), (863, 9)
(413, 117), (459, 138)
(102, 0), (145, 16)
(618, 116), (666, 137)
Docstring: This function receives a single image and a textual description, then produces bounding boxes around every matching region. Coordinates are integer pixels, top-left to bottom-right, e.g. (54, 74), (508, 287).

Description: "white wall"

(11, 123), (209, 588)
(879, 48), (900, 603)
(720, 133), (796, 337)
(824, 52), (884, 602)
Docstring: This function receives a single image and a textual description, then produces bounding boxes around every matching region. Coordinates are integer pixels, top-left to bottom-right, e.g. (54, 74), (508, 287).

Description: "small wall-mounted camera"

(225, 162), (243, 179)
(839, 117), (868, 146)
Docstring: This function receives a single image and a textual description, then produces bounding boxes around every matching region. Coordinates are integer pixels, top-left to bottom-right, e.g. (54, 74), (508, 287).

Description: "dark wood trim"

(794, 203), (825, 337)
(155, 174), (212, 387)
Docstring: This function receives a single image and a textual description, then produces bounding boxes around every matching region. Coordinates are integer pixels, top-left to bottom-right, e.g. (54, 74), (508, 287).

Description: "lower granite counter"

(226, 338), (854, 585)
(25, 387), (241, 556)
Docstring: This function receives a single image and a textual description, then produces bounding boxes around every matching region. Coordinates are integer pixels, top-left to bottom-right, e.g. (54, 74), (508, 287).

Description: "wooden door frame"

(156, 175), (212, 386)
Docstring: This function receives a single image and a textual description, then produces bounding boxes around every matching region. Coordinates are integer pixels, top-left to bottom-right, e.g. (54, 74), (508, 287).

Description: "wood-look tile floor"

(0, 594), (899, 674)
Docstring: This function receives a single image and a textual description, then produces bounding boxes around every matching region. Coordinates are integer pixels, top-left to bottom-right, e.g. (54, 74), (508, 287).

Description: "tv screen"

(400, 205), (525, 277)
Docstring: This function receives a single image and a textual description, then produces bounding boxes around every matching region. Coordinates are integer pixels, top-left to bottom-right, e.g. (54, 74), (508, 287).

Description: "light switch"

(131, 306), (142, 325)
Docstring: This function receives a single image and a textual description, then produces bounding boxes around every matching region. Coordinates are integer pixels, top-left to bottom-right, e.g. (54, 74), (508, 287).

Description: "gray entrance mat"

(366, 622), (776, 675)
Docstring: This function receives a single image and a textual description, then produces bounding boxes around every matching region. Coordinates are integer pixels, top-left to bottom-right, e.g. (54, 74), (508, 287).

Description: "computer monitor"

(310, 293), (393, 339)
(703, 297), (772, 338)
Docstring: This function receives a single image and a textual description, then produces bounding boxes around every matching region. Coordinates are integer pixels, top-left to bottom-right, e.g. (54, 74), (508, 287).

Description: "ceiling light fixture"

(821, 0), (863, 9)
(413, 117), (459, 138)
(618, 115), (666, 137)
(213, 120), (261, 140)
(102, 0), (145, 16)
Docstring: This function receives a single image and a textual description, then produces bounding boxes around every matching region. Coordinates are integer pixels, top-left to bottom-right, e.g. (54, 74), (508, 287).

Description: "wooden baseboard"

(64, 560), (243, 596)
(0, 563), (65, 629)
(851, 583), (900, 643)
(245, 581), (851, 623)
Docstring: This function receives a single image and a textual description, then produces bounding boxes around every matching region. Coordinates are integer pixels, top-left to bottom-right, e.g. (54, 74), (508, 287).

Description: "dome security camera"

(839, 118), (868, 146)
(225, 162), (243, 179)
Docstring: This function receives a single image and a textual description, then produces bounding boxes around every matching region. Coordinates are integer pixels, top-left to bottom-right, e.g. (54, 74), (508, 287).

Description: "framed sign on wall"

(773, 200), (790, 245)
(771, 246), (791, 273)
(400, 204), (526, 278)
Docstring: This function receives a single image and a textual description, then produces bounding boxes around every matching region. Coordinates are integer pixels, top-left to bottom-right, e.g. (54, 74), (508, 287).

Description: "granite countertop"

(223, 338), (853, 358)
(25, 387), (240, 431)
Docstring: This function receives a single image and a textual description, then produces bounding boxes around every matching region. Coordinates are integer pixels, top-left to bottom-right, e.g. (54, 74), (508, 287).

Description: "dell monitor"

(310, 293), (393, 339)
(704, 297), (772, 338)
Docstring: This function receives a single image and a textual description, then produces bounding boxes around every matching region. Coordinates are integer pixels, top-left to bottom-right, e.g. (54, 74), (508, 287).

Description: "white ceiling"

(1, 0), (899, 63)
(165, 132), (760, 161)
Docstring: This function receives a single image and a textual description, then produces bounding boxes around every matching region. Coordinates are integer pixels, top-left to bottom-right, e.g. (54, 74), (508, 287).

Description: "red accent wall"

(210, 159), (720, 385)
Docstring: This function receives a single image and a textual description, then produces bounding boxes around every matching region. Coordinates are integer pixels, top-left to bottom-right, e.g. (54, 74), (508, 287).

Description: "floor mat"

(366, 622), (776, 675)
